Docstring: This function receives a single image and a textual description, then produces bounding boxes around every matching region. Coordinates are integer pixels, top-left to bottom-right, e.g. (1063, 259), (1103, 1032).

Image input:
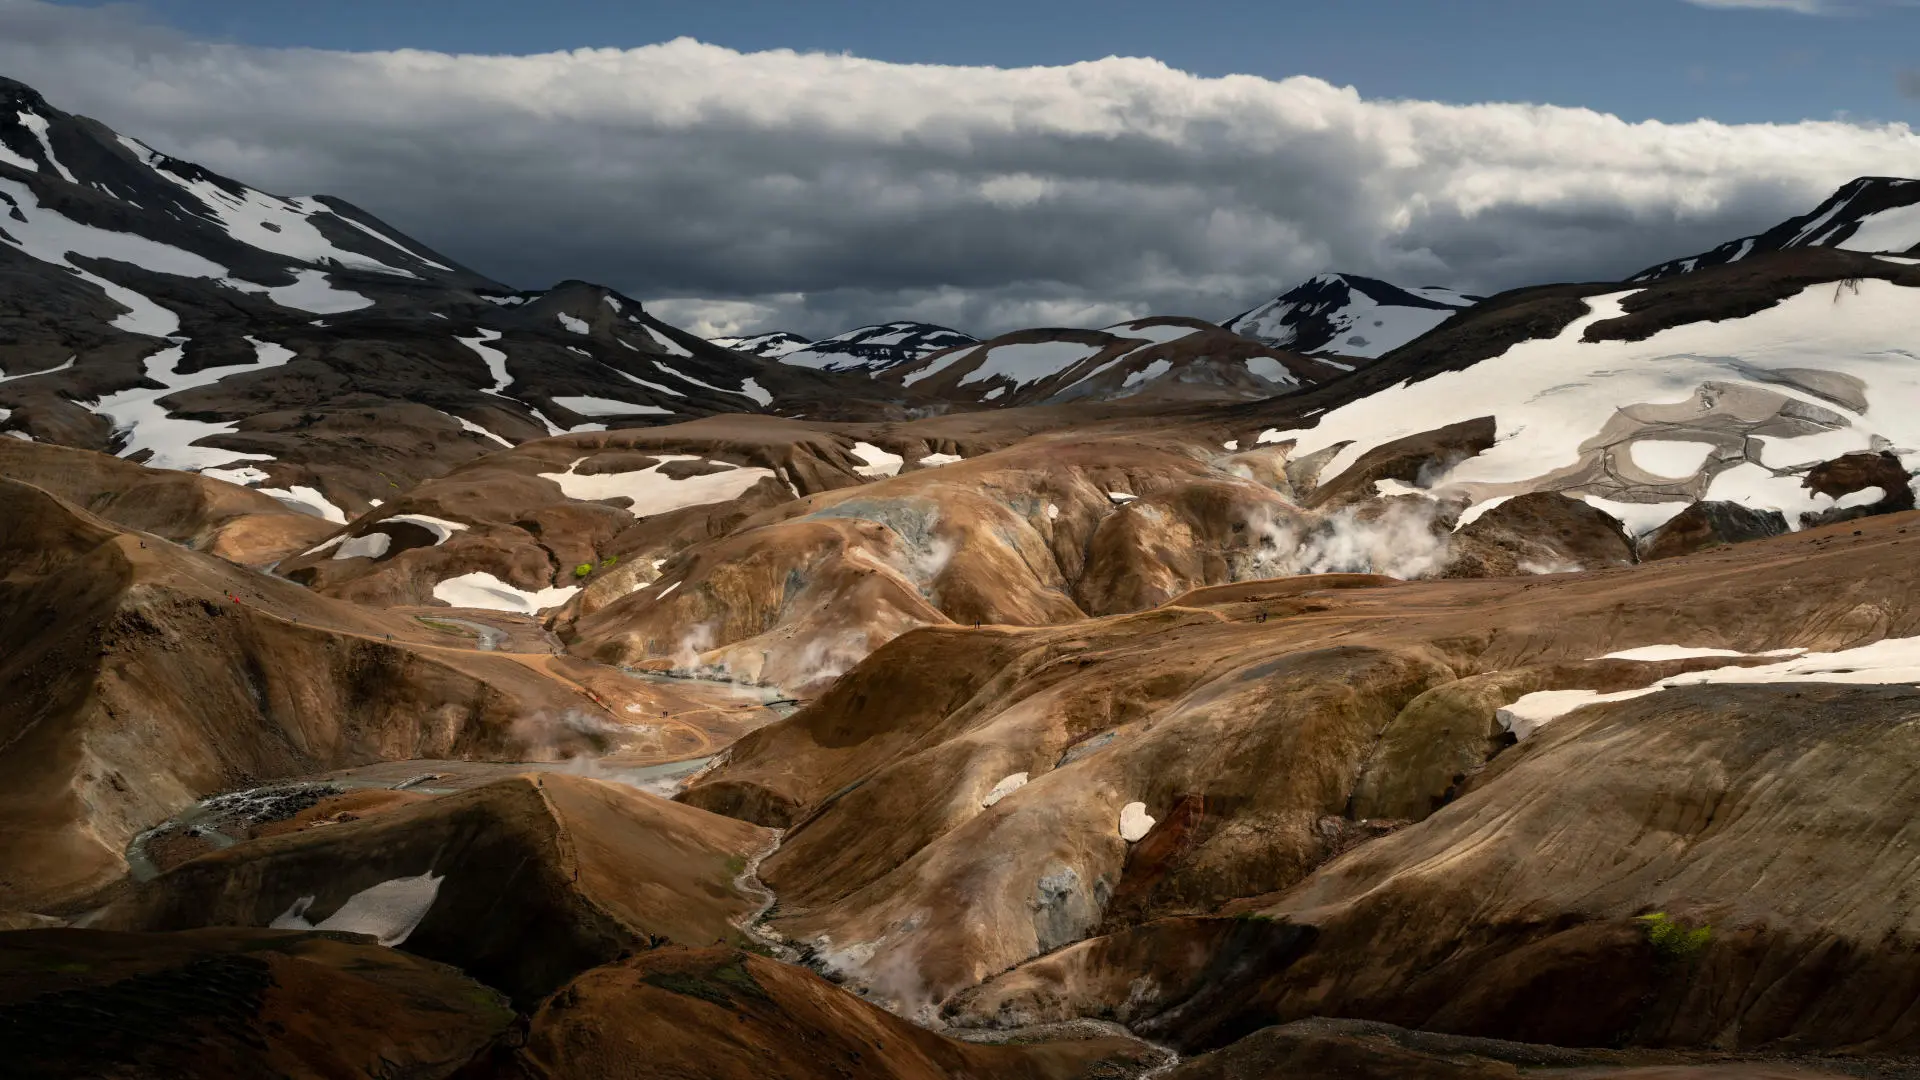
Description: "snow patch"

(270, 872), (444, 947)
(452, 414), (512, 447)
(333, 532), (391, 560)
(551, 395), (674, 418)
(1119, 802), (1156, 842)
(540, 454), (775, 516)
(459, 330), (511, 395)
(982, 773), (1028, 807)
(1626, 439), (1719, 479)
(850, 442), (903, 478)
(258, 484), (347, 523)
(432, 572), (578, 614)
(223, 268), (372, 314)
(89, 337), (296, 472)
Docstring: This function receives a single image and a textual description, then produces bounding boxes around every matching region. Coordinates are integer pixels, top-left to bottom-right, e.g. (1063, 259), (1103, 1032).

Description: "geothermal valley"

(9, 71), (1920, 1079)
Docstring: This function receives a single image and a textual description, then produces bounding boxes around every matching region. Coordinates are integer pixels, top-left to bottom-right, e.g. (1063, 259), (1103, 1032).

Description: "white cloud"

(2, 0), (1918, 338)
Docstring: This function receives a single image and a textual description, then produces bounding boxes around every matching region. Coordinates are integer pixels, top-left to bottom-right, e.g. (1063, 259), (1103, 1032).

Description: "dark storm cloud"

(2, 0), (1918, 338)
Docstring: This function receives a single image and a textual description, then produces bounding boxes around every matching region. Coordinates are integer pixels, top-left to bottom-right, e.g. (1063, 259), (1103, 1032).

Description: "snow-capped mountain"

(1242, 203), (1920, 541)
(712, 331), (812, 358)
(1636, 176), (1920, 281)
(1225, 273), (1483, 360)
(0, 77), (855, 520)
(891, 317), (1347, 406)
(774, 321), (979, 373)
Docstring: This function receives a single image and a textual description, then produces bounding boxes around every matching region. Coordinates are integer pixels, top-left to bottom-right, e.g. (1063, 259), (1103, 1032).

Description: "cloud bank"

(2, 0), (1918, 338)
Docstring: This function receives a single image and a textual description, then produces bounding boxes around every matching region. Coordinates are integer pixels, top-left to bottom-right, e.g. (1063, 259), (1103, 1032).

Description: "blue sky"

(51, 0), (1920, 125)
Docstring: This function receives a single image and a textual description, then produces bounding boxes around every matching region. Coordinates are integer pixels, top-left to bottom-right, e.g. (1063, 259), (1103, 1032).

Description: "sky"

(5, 0), (1920, 337)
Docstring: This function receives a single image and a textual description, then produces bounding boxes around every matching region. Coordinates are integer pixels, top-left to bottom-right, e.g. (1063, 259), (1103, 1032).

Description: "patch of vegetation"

(724, 854), (747, 878)
(1636, 912), (1711, 963)
(642, 955), (770, 1008)
(600, 555), (619, 568)
(573, 562), (594, 578)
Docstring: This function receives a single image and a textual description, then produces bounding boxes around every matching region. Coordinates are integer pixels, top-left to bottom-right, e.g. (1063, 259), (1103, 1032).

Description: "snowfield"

(432, 572), (579, 614)
(89, 337), (296, 472)
(540, 454), (775, 516)
(1258, 279), (1920, 533)
(1502, 635), (1920, 739)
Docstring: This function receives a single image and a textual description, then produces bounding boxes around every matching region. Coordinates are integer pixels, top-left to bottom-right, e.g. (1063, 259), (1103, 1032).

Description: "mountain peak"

(1636, 175), (1920, 281)
(1225, 273), (1481, 359)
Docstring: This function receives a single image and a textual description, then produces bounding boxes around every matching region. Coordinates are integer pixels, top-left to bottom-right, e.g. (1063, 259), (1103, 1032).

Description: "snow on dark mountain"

(0, 77), (853, 520)
(1224, 273), (1482, 360)
(712, 331), (811, 358)
(1234, 235), (1920, 548)
(1636, 176), (1920, 281)
(774, 321), (978, 373)
(892, 316), (1345, 406)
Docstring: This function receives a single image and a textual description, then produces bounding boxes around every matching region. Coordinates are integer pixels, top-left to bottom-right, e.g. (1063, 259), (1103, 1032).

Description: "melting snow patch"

(379, 514), (468, 544)
(1119, 802), (1156, 842)
(982, 773), (1028, 807)
(459, 330), (512, 395)
(0, 356), (76, 383)
(1499, 689), (1659, 740)
(1121, 359), (1174, 389)
(649, 362), (755, 401)
(16, 111), (76, 183)
(203, 465), (277, 487)
(1705, 462), (1859, 525)
(1600, 644), (1805, 662)
(452, 414), (512, 447)
(333, 532), (391, 560)
(608, 367), (688, 398)
(1453, 495), (1516, 531)
(1108, 491), (1139, 504)
(919, 452), (962, 467)
(89, 338), (295, 472)
(432, 572), (579, 614)
(1580, 495), (1690, 538)
(540, 454), (775, 516)
(270, 872), (444, 947)
(1836, 202), (1920, 255)
(550, 395), (674, 417)
(258, 484), (347, 523)
(1253, 283), (1920, 525)
(1626, 440), (1719, 479)
(1243, 356), (1299, 385)
(1223, 439), (1240, 451)
(850, 442), (903, 478)
(956, 340), (1101, 388)
(0, 176), (225, 335)
(224, 269), (372, 314)
(739, 378), (773, 406)
(1375, 478), (1433, 499)
(558, 313), (589, 334)
(1506, 635), (1920, 739)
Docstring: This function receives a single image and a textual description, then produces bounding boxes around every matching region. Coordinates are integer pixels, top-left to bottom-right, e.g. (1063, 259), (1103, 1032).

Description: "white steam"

(1244, 499), (1451, 580)
(510, 707), (624, 760)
